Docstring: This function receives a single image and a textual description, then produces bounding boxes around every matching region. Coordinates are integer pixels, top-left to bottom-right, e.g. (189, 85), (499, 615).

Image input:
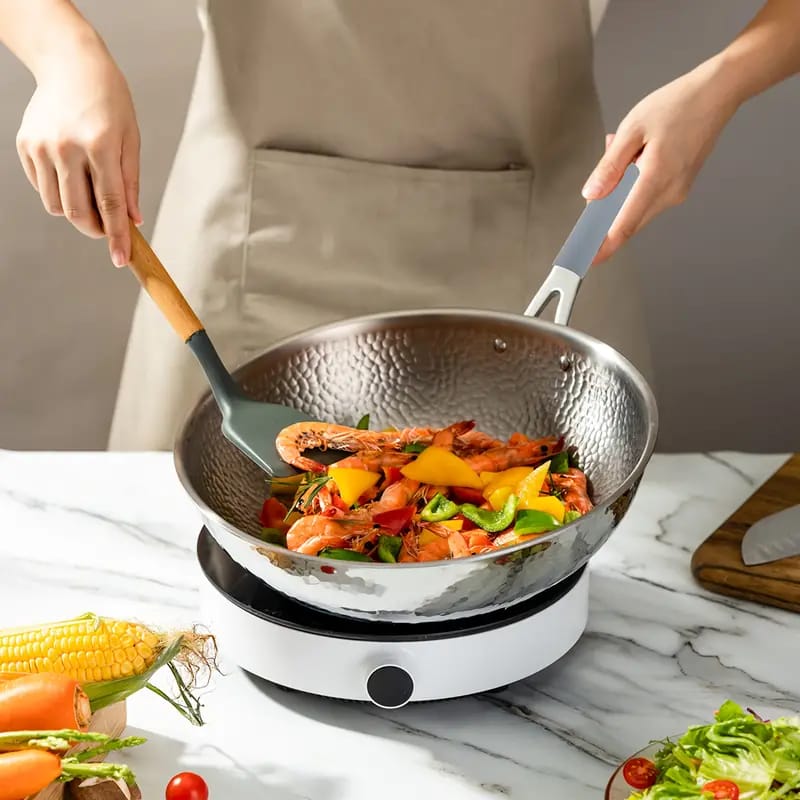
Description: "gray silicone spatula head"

(125, 221), (306, 477)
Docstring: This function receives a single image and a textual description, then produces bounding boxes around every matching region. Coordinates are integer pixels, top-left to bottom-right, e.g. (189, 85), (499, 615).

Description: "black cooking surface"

(198, 528), (585, 642)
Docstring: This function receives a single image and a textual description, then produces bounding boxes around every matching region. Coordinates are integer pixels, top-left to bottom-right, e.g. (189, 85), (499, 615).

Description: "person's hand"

(15, 35), (141, 267)
(582, 59), (741, 264)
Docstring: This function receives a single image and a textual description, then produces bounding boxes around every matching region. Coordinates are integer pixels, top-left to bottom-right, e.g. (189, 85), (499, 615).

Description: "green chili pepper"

(460, 494), (519, 533)
(420, 492), (460, 522)
(549, 451), (570, 474)
(514, 509), (560, 535)
(355, 413), (371, 430)
(568, 448), (581, 469)
(258, 527), (287, 546)
(377, 535), (403, 563)
(564, 509), (582, 524)
(403, 442), (427, 454)
(318, 547), (373, 562)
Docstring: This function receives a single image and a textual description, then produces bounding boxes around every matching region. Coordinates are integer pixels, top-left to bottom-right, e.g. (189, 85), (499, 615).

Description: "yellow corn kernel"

(0, 614), (163, 685)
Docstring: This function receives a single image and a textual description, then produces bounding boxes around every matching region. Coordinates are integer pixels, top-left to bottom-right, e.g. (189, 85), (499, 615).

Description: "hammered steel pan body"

(174, 308), (658, 623)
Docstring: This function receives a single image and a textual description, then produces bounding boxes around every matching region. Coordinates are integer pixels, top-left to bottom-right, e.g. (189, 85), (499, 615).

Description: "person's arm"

(0, 0), (141, 266)
(584, 0), (800, 264)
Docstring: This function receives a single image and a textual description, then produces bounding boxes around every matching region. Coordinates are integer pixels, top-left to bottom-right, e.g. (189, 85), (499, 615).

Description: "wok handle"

(524, 163), (640, 325)
(126, 219), (204, 342)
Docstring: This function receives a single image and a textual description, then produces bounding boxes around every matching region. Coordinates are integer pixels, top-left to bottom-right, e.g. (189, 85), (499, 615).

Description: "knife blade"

(740, 504), (800, 565)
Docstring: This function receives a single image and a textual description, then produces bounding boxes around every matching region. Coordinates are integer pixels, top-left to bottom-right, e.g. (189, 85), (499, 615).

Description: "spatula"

(125, 221), (307, 477)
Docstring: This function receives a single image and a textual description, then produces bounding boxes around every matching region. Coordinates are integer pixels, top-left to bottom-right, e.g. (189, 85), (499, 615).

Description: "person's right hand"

(15, 36), (141, 267)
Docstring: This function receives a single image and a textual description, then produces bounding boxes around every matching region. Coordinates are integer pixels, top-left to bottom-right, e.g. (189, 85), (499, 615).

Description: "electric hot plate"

(198, 528), (589, 708)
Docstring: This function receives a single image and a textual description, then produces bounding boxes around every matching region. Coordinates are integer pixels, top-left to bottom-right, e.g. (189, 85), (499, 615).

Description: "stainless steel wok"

(174, 165), (658, 624)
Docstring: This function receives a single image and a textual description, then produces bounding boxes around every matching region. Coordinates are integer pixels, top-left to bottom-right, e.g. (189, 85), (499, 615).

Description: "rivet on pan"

(493, 338), (508, 353)
(559, 355), (572, 371)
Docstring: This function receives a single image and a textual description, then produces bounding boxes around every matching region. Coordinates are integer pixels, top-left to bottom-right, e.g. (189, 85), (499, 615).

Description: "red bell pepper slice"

(453, 513), (478, 531)
(382, 466), (403, 487)
(259, 497), (290, 531)
(450, 486), (485, 505)
(372, 505), (416, 534)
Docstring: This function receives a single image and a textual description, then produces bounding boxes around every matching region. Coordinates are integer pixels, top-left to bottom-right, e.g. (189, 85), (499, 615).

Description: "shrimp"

(331, 452), (414, 471)
(286, 514), (376, 556)
(463, 436), (562, 473)
(299, 483), (345, 516)
(376, 477), (420, 511)
(412, 529), (478, 561)
(550, 468), (593, 514)
(276, 421), (449, 472)
(431, 420), (504, 453)
(416, 535), (452, 562)
(276, 419), (502, 472)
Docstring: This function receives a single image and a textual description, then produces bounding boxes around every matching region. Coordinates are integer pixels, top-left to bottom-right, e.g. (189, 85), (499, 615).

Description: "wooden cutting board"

(691, 454), (800, 612)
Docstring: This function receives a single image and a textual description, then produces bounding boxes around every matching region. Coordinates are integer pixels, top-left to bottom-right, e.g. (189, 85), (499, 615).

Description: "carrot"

(0, 671), (27, 681)
(0, 749), (62, 799)
(0, 673), (91, 733)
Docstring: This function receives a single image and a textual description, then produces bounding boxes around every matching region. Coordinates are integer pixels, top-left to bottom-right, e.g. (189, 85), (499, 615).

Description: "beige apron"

(108, 0), (652, 451)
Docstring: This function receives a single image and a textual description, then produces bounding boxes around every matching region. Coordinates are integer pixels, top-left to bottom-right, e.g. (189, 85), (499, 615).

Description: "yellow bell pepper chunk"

(479, 471), (499, 487)
(517, 461), (551, 509)
(439, 519), (464, 531)
(400, 446), (483, 489)
(327, 467), (381, 507)
(521, 494), (566, 522)
(418, 528), (442, 547)
(487, 486), (513, 511)
(482, 467), (534, 499)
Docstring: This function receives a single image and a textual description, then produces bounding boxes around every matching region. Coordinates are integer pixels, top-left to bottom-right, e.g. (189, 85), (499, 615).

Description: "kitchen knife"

(740, 504), (800, 565)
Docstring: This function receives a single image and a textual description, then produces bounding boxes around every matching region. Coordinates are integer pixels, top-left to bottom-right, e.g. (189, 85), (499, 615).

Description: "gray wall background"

(0, 1), (797, 453)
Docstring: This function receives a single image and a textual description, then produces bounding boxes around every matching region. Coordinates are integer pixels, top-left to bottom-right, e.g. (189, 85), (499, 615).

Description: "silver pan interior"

(175, 309), (658, 623)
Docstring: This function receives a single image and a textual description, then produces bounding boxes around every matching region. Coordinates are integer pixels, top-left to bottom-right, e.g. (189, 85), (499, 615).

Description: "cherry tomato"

(166, 772), (209, 800)
(702, 780), (740, 800)
(621, 757), (658, 790)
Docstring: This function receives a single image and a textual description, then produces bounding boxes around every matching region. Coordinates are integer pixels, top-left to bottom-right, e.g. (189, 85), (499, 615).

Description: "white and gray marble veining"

(0, 449), (796, 799)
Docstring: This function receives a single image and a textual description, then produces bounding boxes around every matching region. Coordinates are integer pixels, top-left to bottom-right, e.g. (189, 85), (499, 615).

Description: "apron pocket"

(240, 148), (534, 351)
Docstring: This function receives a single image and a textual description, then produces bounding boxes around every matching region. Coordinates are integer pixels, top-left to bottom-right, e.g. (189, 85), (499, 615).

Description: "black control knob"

(366, 665), (414, 708)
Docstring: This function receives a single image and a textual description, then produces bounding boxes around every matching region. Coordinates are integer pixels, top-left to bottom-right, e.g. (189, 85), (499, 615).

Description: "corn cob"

(0, 616), (160, 683)
(0, 613), (217, 726)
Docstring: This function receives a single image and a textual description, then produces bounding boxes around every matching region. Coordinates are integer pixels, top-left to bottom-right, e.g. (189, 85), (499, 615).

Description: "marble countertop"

(1, 449), (799, 799)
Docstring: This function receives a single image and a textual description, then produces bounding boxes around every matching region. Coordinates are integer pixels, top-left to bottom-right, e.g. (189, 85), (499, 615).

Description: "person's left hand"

(582, 59), (741, 264)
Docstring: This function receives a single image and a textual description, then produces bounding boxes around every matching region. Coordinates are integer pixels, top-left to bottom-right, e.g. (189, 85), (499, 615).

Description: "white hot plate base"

(198, 530), (589, 708)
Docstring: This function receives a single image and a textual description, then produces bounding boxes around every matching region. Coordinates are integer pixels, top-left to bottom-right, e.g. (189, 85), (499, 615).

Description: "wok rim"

(173, 306), (659, 570)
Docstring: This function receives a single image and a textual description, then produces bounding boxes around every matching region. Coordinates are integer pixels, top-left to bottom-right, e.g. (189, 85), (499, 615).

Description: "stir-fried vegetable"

(265, 418), (593, 563)
(620, 700), (800, 799)
(460, 494), (519, 533)
(400, 445), (484, 489)
(327, 467), (381, 506)
(420, 493), (460, 522)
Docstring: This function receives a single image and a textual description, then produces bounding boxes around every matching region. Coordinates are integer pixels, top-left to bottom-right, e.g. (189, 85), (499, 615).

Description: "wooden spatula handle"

(127, 219), (203, 342)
